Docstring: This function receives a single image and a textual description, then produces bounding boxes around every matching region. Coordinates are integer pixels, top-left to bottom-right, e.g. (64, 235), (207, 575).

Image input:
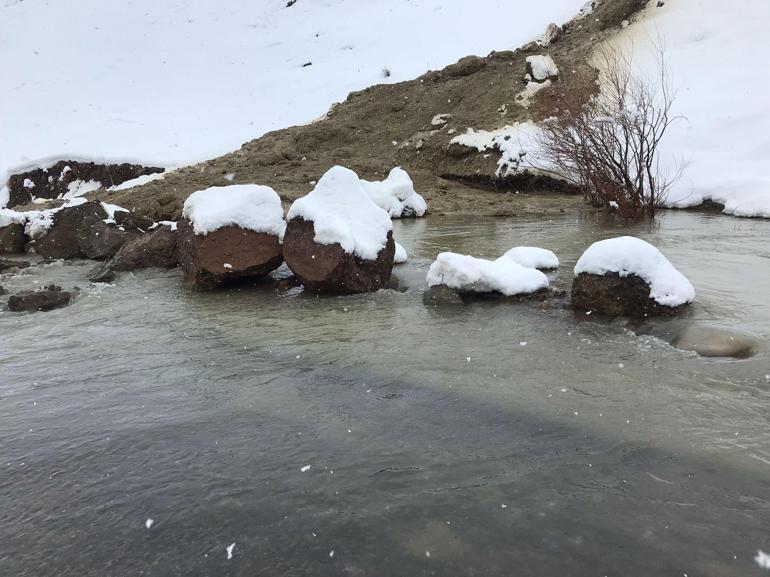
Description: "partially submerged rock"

(571, 237), (695, 317)
(362, 167), (428, 218)
(88, 262), (116, 283)
(422, 285), (464, 306)
(34, 201), (107, 259)
(7, 285), (72, 312)
(671, 325), (757, 359)
(283, 166), (395, 294)
(6, 160), (164, 207)
(0, 257), (31, 273)
(112, 225), (178, 271)
(0, 211), (27, 253)
(178, 185), (286, 289)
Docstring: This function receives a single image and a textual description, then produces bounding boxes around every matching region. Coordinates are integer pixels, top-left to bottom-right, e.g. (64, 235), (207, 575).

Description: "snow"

(5, 197), (90, 239)
(0, 208), (26, 229)
(394, 242), (408, 264)
(226, 543), (235, 560)
(109, 171), (168, 192)
(526, 55), (559, 81)
(0, 186), (8, 208)
(757, 550), (770, 570)
(300, 465), (311, 473)
(574, 236), (695, 307)
(64, 179), (102, 200)
(145, 518), (154, 530)
(101, 202), (129, 221)
(0, 0), (587, 182)
(22, 178), (35, 189)
(427, 252), (549, 296)
(362, 167), (427, 218)
(500, 247), (559, 269)
(516, 80), (552, 109)
(287, 166), (393, 261)
(451, 122), (552, 178)
(609, 0), (770, 218)
(182, 184), (286, 239)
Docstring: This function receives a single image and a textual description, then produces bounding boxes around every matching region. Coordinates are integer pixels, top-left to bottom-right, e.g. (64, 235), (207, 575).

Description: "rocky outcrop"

(7, 285), (73, 312)
(112, 225), (178, 271)
(6, 160), (164, 207)
(177, 220), (283, 290)
(0, 222), (26, 253)
(282, 218), (395, 294)
(571, 272), (688, 317)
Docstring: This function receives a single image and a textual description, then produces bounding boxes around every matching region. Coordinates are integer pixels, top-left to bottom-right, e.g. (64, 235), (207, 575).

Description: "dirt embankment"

(93, 0), (648, 220)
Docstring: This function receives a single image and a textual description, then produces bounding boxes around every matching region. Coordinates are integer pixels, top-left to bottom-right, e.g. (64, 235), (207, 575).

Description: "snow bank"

(362, 167), (427, 218)
(0, 0), (587, 181)
(287, 166), (392, 261)
(574, 236), (695, 307)
(182, 185), (286, 239)
(109, 171), (168, 192)
(394, 242), (408, 264)
(500, 246), (559, 269)
(451, 122), (554, 178)
(609, 0), (770, 218)
(427, 252), (549, 296)
(526, 55), (558, 81)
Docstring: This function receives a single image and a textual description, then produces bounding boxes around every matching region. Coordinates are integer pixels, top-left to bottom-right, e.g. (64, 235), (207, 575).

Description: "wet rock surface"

(0, 222), (27, 253)
(571, 272), (688, 317)
(7, 285), (73, 312)
(79, 222), (137, 261)
(6, 160), (163, 207)
(422, 285), (464, 306)
(34, 201), (108, 260)
(112, 225), (178, 271)
(88, 263), (116, 283)
(0, 258), (31, 273)
(671, 325), (757, 359)
(282, 218), (395, 294)
(177, 220), (283, 290)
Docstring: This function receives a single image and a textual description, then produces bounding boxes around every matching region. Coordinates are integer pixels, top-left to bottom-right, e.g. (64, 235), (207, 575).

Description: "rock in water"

(283, 166), (395, 294)
(422, 285), (464, 306)
(283, 219), (395, 293)
(177, 185), (286, 290)
(0, 221), (27, 254)
(0, 258), (31, 273)
(88, 262), (116, 283)
(79, 221), (137, 260)
(112, 225), (178, 271)
(672, 325), (757, 359)
(571, 236), (694, 317)
(7, 285), (72, 312)
(34, 201), (108, 259)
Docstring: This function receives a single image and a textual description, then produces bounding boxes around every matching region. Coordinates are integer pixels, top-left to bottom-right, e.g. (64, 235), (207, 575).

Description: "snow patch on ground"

(427, 252), (549, 296)
(182, 184), (286, 239)
(609, 0), (770, 218)
(109, 171), (168, 192)
(64, 179), (102, 200)
(362, 167), (427, 218)
(287, 166), (393, 261)
(526, 55), (559, 81)
(574, 236), (695, 307)
(500, 246), (559, 269)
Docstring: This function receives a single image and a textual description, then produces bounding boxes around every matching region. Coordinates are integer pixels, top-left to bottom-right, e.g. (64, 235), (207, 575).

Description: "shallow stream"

(1, 210), (768, 576)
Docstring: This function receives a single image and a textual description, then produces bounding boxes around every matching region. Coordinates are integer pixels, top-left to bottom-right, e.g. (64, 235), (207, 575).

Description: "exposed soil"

(89, 0), (649, 221)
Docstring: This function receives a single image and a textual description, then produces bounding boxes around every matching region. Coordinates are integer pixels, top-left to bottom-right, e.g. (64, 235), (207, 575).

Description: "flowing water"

(1, 210), (768, 577)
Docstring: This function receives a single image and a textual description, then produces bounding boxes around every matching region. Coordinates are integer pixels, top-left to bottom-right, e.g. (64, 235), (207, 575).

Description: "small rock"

(8, 285), (72, 312)
(672, 325), (757, 359)
(539, 23), (561, 47)
(422, 285), (464, 306)
(79, 222), (136, 261)
(114, 211), (155, 232)
(88, 262), (116, 283)
(112, 225), (178, 271)
(0, 258), (32, 273)
(0, 222), (27, 254)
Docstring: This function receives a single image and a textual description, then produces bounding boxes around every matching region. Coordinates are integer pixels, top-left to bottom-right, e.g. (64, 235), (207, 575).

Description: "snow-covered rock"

(394, 242), (408, 264)
(283, 166), (396, 293)
(427, 252), (549, 297)
(572, 236), (694, 316)
(182, 185), (286, 239)
(526, 55), (559, 81)
(499, 246), (559, 270)
(362, 167), (427, 219)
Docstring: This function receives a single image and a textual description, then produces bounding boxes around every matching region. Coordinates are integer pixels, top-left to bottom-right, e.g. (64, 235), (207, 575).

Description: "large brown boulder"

(6, 160), (164, 207)
(177, 220), (283, 290)
(571, 272), (688, 317)
(282, 218), (395, 294)
(35, 201), (132, 260)
(112, 225), (178, 271)
(0, 222), (26, 253)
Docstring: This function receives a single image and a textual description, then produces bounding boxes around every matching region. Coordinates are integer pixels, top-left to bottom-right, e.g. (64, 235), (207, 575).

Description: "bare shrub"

(536, 44), (682, 219)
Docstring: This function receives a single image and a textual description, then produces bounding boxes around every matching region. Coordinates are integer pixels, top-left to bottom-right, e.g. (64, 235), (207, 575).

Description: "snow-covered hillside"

(613, 0), (770, 217)
(0, 0), (585, 182)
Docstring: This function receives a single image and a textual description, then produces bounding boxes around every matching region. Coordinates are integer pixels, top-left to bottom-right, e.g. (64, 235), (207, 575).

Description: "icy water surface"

(1, 211), (769, 577)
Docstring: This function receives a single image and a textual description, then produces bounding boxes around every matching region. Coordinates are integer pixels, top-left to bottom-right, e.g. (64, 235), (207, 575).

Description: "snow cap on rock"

(499, 246), (559, 269)
(526, 54), (558, 81)
(362, 167), (427, 218)
(182, 184), (286, 239)
(574, 236), (695, 307)
(287, 166), (393, 261)
(427, 252), (549, 296)
(394, 242), (408, 264)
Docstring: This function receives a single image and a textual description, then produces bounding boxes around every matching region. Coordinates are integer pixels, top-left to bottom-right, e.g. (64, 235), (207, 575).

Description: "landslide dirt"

(94, 0), (648, 220)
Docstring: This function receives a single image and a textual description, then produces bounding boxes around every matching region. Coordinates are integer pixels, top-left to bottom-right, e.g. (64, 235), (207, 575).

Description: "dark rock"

(0, 258), (31, 272)
(7, 285), (72, 312)
(0, 222), (27, 253)
(0, 285), (6, 295)
(177, 220), (283, 290)
(88, 263), (116, 283)
(6, 160), (164, 207)
(672, 325), (757, 359)
(79, 222), (136, 261)
(114, 211), (155, 232)
(571, 272), (688, 317)
(112, 225), (178, 271)
(34, 201), (108, 259)
(422, 285), (464, 306)
(282, 218), (395, 294)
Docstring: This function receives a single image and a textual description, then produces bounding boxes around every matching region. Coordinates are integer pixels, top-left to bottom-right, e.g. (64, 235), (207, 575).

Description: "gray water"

(1, 210), (768, 577)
